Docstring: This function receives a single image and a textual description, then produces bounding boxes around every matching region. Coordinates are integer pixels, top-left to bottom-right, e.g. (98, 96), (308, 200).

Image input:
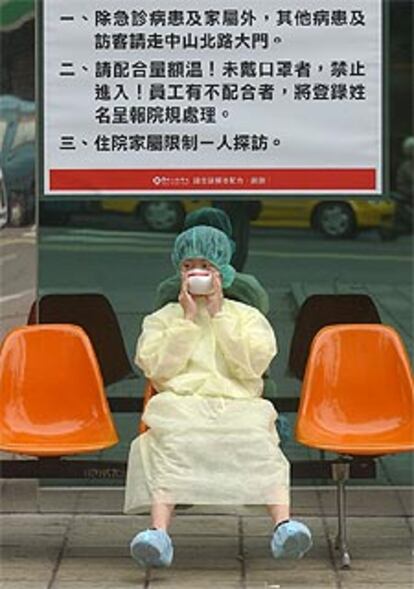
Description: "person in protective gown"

(125, 225), (312, 568)
(155, 207), (280, 402)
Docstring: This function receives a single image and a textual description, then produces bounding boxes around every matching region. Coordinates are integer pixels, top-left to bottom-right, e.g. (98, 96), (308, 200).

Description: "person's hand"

(205, 271), (223, 317)
(179, 275), (197, 321)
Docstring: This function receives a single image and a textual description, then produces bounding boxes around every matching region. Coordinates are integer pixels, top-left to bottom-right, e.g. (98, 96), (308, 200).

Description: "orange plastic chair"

(139, 380), (157, 434)
(0, 324), (119, 456)
(296, 324), (414, 568)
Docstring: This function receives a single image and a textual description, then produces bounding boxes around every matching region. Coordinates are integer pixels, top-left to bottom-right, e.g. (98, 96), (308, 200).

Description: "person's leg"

(130, 502), (175, 568)
(151, 502), (175, 530)
(267, 503), (290, 527)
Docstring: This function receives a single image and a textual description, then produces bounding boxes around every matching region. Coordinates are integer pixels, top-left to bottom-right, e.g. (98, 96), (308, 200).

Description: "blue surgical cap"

(184, 207), (236, 255)
(171, 225), (236, 288)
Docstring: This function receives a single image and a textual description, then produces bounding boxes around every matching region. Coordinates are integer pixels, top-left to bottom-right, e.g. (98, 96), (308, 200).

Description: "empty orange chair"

(296, 324), (414, 568)
(0, 324), (119, 456)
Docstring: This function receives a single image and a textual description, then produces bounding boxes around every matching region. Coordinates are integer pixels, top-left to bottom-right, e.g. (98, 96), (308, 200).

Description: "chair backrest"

(296, 324), (414, 455)
(0, 324), (119, 456)
(27, 293), (135, 386)
(288, 294), (381, 380)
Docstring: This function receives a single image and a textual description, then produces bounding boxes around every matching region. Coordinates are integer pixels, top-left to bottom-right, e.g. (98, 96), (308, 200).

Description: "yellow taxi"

(100, 196), (395, 239)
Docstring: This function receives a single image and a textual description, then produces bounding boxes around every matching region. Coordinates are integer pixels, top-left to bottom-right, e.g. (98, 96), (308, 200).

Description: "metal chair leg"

(331, 462), (351, 569)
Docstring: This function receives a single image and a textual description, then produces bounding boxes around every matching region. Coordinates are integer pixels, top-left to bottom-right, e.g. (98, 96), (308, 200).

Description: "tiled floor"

(0, 486), (413, 588)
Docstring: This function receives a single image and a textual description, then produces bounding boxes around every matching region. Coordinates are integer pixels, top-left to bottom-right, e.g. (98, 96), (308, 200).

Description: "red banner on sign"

(50, 168), (376, 191)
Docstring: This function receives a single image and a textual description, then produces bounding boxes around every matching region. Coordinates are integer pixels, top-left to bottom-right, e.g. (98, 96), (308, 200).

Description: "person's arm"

(135, 306), (201, 381)
(212, 303), (277, 380)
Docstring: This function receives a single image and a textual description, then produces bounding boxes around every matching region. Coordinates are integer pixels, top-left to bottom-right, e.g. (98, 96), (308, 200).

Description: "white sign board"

(42, 0), (383, 195)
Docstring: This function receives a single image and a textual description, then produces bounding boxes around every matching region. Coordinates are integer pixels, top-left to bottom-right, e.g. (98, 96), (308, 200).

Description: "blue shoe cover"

(271, 520), (313, 559)
(130, 528), (174, 568)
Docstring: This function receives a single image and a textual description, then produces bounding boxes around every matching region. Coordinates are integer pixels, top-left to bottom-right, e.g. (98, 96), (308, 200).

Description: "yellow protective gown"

(124, 298), (290, 513)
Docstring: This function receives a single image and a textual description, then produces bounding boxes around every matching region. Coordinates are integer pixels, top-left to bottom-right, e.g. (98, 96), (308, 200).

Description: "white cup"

(187, 272), (214, 295)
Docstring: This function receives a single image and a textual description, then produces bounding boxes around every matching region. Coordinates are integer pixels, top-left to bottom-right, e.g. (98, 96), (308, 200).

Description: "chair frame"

(331, 460), (352, 568)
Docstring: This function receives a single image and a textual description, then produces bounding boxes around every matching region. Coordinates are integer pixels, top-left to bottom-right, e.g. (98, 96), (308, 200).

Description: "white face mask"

(187, 271), (214, 295)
